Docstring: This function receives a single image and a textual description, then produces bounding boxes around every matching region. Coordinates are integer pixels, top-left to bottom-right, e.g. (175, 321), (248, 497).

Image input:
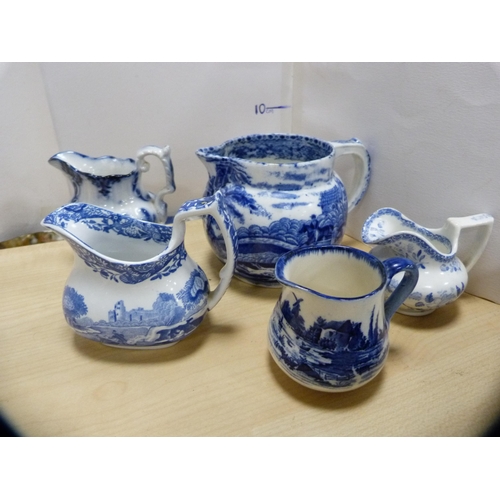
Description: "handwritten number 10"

(255, 103), (268, 114)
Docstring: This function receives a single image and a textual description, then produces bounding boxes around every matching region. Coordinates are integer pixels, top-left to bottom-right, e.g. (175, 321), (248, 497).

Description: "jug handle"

(168, 191), (238, 311)
(383, 258), (419, 320)
(330, 138), (371, 213)
(442, 214), (494, 271)
(136, 145), (176, 217)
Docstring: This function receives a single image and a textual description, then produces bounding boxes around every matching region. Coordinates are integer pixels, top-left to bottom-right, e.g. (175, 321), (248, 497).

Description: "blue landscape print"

(269, 295), (388, 390)
(63, 268), (208, 348)
(205, 188), (347, 286)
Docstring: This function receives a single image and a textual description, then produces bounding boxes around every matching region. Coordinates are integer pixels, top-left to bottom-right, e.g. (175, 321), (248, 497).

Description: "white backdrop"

(292, 62), (500, 305)
(0, 63), (61, 237)
(1, 62), (498, 304)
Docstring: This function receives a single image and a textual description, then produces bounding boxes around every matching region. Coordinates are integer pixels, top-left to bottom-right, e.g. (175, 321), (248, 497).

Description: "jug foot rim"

(397, 309), (436, 316)
(102, 341), (180, 349)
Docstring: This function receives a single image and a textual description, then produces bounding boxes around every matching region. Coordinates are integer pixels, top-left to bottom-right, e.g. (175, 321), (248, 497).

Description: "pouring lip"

(49, 150), (137, 178)
(275, 245), (387, 301)
(361, 207), (454, 257)
(41, 203), (175, 267)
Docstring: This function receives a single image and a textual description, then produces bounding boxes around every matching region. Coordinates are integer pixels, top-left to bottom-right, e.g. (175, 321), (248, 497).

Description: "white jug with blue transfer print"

(41, 191), (237, 349)
(196, 133), (371, 287)
(49, 145), (175, 223)
(268, 245), (419, 392)
(362, 208), (494, 315)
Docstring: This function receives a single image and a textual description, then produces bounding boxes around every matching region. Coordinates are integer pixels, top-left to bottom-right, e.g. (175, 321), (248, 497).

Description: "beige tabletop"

(1, 219), (500, 436)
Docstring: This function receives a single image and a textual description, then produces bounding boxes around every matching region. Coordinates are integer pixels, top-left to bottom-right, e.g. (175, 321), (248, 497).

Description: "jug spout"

(196, 144), (225, 161)
(42, 203), (175, 278)
(49, 151), (137, 177)
(48, 151), (84, 203)
(361, 207), (454, 257)
(196, 144), (236, 198)
(48, 151), (77, 173)
(195, 144), (228, 174)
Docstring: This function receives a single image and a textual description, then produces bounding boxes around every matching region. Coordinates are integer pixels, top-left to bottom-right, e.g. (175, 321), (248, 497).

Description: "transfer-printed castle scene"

(63, 266), (208, 348)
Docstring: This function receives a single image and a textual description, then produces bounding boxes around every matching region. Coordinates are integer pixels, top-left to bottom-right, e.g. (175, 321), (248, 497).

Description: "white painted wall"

(293, 62), (500, 304)
(0, 63), (62, 239)
(1, 62), (498, 304)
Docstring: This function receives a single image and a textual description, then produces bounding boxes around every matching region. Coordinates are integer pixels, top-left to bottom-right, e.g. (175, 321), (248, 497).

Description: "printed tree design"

(63, 287), (88, 319)
(152, 293), (185, 325)
(176, 269), (208, 310)
(222, 184), (272, 224)
(298, 188), (347, 245)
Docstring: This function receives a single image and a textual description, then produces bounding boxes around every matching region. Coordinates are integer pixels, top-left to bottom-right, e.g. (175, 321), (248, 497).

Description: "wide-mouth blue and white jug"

(197, 133), (371, 287)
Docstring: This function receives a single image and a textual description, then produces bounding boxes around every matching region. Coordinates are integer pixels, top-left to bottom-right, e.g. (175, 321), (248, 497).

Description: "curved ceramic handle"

(136, 145), (176, 217)
(330, 138), (371, 212)
(383, 257), (419, 320)
(444, 214), (494, 271)
(168, 191), (238, 310)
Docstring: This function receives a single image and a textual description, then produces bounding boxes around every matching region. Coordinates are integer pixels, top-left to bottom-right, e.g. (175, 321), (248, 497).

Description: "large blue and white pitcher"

(197, 134), (371, 287)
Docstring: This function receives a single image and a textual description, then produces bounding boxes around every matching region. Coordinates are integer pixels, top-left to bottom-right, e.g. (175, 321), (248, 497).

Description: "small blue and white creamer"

(49, 145), (175, 223)
(268, 245), (418, 392)
(362, 208), (494, 315)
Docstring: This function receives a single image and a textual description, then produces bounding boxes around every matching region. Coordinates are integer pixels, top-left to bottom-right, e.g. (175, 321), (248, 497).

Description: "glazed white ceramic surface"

(41, 191), (237, 349)
(49, 145), (175, 223)
(362, 208), (494, 315)
(197, 133), (371, 287)
(268, 245), (418, 392)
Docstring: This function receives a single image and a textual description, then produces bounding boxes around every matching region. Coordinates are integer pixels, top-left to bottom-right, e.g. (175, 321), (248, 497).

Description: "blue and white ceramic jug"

(197, 134), (371, 287)
(268, 245), (418, 392)
(49, 146), (175, 223)
(42, 192), (237, 349)
(362, 208), (494, 315)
